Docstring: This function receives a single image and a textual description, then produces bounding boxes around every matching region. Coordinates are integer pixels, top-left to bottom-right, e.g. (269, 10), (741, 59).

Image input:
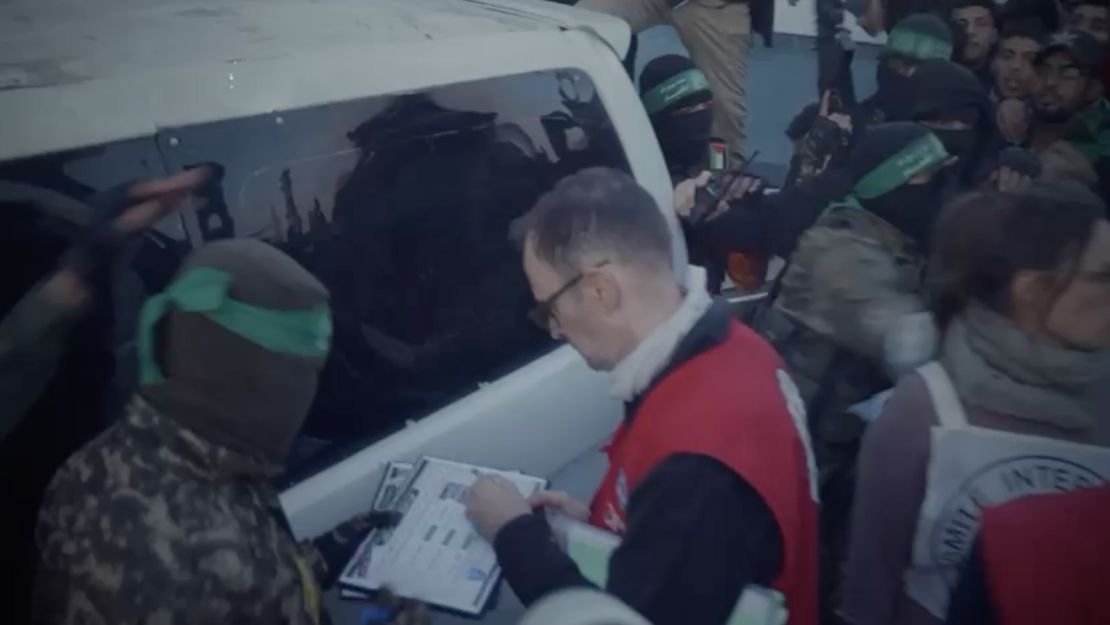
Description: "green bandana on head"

(641, 68), (712, 116)
(854, 133), (950, 199)
(884, 28), (954, 63)
(137, 267), (332, 385)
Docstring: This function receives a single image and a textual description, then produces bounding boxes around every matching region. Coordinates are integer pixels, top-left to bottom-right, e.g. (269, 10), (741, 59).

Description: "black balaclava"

(848, 122), (953, 249)
(908, 59), (990, 162)
(640, 55), (714, 176)
(874, 14), (956, 121)
(140, 239), (332, 474)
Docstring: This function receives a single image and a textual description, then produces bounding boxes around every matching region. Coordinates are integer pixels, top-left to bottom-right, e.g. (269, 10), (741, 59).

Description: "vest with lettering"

(905, 364), (1110, 619)
(589, 321), (819, 625)
(978, 485), (1110, 625)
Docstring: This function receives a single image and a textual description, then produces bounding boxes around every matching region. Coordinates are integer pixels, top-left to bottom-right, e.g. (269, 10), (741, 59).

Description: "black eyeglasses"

(528, 261), (609, 331)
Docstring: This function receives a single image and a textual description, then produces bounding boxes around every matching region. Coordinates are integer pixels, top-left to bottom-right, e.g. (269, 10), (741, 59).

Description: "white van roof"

(0, 0), (630, 162)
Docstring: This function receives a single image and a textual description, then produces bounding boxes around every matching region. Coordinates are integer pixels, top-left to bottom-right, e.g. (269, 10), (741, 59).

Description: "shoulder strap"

(916, 362), (969, 428)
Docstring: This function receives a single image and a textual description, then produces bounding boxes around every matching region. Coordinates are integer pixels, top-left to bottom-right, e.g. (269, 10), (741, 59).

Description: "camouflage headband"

(854, 133), (950, 199)
(642, 69), (712, 116)
(137, 267), (332, 384)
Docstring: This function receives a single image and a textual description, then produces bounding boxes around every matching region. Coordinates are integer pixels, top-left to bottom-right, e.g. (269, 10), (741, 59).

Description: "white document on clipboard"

(339, 457), (547, 615)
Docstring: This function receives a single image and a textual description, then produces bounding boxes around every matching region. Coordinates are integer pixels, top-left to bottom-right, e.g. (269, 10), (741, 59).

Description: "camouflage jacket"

(1063, 96), (1110, 161)
(32, 398), (381, 625)
(776, 199), (927, 363)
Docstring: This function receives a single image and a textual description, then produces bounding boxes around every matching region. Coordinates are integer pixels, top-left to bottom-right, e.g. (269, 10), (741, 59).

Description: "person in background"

(950, 0), (999, 87)
(859, 13), (956, 125)
(1069, 0), (1109, 43)
(639, 54), (747, 293)
(576, 0), (774, 159)
(32, 239), (398, 624)
(840, 183), (1110, 625)
(641, 55), (715, 182)
(1028, 30), (1106, 152)
(465, 168), (819, 625)
(905, 59), (993, 187)
(0, 169), (211, 442)
(783, 13), (954, 191)
(991, 20), (1048, 144)
(946, 485), (1110, 625)
(992, 20), (1048, 102)
(773, 123), (952, 430)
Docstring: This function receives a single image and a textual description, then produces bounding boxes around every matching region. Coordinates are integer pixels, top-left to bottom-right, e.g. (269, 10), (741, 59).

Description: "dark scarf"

(941, 304), (1110, 430)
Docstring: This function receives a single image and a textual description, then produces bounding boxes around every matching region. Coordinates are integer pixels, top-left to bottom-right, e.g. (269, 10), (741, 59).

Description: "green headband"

(854, 133), (950, 200)
(884, 30), (953, 62)
(137, 267), (332, 384)
(642, 69), (712, 116)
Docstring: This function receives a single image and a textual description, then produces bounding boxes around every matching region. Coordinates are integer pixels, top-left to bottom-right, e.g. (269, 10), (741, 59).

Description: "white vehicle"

(1, 0), (685, 621)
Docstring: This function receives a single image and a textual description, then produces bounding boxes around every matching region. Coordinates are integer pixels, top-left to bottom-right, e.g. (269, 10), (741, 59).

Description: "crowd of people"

(3, 0), (1110, 624)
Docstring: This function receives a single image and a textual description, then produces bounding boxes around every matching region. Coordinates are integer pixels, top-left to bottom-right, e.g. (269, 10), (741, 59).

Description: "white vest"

(904, 362), (1110, 619)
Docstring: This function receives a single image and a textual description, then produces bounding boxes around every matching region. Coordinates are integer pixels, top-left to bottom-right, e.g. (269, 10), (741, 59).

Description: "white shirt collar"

(609, 265), (714, 402)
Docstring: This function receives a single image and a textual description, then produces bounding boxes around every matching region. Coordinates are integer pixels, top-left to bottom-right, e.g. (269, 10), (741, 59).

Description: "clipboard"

(338, 457), (547, 616)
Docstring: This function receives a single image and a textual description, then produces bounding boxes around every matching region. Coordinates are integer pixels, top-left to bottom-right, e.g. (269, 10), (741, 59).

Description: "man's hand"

(112, 167), (215, 234)
(996, 98), (1030, 144)
(465, 475), (532, 542)
(529, 490), (589, 522)
(995, 166), (1032, 192)
(819, 89), (853, 135)
(62, 167), (216, 282)
(673, 171), (713, 218)
(702, 172), (763, 223)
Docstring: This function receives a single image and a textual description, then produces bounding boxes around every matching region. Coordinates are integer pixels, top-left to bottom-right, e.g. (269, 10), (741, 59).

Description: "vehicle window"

(0, 137), (187, 431)
(156, 69), (630, 480)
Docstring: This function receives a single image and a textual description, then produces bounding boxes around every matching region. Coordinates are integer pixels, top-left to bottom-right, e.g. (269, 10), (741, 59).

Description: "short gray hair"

(513, 167), (673, 277)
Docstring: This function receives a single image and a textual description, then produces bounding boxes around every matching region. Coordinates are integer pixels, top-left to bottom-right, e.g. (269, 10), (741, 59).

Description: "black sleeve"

(946, 539), (998, 625)
(494, 453), (784, 625)
(699, 167), (851, 260)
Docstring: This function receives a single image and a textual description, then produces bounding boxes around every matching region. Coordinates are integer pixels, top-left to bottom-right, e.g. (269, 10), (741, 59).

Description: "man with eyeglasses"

(465, 168), (819, 625)
(1028, 30), (1106, 152)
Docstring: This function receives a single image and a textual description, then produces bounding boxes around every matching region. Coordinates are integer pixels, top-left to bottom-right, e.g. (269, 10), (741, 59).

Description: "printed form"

(340, 457), (546, 615)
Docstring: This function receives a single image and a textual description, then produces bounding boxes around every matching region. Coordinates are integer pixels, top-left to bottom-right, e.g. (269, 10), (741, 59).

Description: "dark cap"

(1035, 30), (1106, 71)
(999, 16), (1050, 45)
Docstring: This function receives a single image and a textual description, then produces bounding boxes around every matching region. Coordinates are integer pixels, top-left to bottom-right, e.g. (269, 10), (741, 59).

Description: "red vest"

(979, 485), (1110, 625)
(589, 321), (819, 625)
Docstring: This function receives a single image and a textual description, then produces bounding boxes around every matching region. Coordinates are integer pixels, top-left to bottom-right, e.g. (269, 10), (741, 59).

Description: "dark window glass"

(0, 70), (629, 482)
(163, 69), (637, 480)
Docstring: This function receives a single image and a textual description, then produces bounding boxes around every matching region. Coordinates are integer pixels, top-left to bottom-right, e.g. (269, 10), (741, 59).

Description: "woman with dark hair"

(840, 182), (1110, 625)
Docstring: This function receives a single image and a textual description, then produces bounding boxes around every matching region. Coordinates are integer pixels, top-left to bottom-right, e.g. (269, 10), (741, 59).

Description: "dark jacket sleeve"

(0, 277), (84, 443)
(698, 167), (852, 260)
(494, 453), (784, 625)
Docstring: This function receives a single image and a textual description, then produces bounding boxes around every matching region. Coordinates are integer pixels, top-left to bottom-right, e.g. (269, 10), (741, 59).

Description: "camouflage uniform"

(771, 198), (927, 427)
(1060, 96), (1110, 208)
(32, 396), (382, 625)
